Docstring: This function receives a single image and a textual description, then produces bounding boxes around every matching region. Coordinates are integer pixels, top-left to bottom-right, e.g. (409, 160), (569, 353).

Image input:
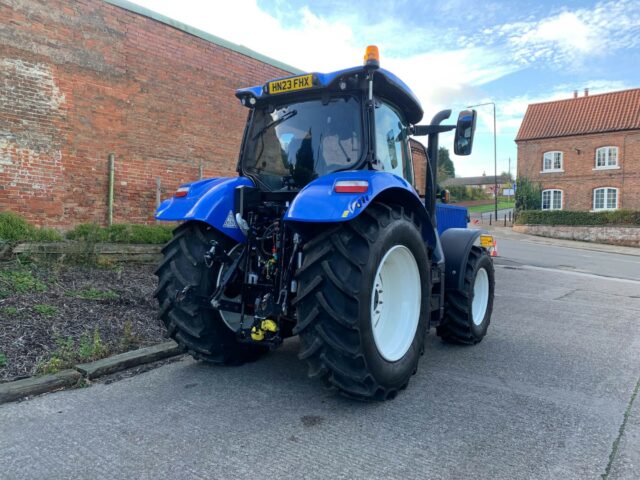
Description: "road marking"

(495, 264), (640, 285)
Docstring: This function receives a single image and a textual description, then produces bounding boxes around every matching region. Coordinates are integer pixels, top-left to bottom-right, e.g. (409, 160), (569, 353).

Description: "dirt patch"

(0, 260), (166, 383)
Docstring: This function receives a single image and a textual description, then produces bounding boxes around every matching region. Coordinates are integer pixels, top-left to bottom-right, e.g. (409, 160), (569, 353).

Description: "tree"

(501, 170), (514, 183)
(437, 147), (455, 180)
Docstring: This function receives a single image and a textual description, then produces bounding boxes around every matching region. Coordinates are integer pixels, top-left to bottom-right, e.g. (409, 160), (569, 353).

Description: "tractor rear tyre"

(294, 203), (430, 400)
(154, 221), (268, 364)
(437, 246), (494, 344)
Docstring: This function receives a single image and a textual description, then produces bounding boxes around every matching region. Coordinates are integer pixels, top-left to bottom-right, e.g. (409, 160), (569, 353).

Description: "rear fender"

(440, 228), (488, 291)
(284, 171), (438, 249)
(155, 177), (253, 243)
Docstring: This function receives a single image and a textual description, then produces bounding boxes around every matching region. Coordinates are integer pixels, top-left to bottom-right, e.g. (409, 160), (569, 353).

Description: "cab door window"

(375, 101), (409, 179)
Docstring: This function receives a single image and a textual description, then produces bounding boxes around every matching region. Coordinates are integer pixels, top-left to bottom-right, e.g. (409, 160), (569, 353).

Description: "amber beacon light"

(364, 45), (380, 68)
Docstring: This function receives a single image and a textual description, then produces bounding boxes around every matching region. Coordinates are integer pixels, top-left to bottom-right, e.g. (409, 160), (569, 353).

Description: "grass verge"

(466, 201), (515, 214)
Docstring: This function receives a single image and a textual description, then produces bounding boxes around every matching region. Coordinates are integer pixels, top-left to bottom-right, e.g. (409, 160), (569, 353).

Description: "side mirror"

(453, 109), (476, 156)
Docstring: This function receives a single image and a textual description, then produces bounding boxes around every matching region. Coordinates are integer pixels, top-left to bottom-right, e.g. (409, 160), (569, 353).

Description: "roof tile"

(515, 88), (640, 141)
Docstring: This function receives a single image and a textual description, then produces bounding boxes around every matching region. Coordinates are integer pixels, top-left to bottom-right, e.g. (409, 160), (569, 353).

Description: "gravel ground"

(0, 261), (166, 382)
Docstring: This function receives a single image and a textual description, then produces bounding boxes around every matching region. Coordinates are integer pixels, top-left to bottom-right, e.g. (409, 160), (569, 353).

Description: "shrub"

(448, 185), (491, 202)
(0, 212), (62, 242)
(516, 209), (640, 226)
(515, 176), (542, 212)
(66, 223), (173, 244)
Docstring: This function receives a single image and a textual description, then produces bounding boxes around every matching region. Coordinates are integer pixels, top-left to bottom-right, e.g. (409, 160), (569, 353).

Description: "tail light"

(334, 180), (369, 193)
(174, 186), (189, 198)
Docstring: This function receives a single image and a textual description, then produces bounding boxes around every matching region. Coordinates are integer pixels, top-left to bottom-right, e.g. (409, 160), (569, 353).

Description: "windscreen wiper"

(252, 110), (298, 140)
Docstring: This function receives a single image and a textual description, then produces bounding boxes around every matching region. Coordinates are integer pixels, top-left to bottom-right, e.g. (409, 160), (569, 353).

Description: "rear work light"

(334, 180), (369, 193)
(174, 186), (189, 198)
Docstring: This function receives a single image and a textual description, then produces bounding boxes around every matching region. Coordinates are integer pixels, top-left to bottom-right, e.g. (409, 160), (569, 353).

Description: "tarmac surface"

(1, 235), (639, 479)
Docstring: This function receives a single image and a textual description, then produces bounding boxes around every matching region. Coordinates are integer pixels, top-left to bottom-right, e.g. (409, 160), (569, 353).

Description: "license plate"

(267, 74), (313, 95)
(480, 234), (494, 248)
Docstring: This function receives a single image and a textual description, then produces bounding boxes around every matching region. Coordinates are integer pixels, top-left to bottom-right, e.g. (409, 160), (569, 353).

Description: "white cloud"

(519, 12), (594, 53)
(488, 0), (640, 68)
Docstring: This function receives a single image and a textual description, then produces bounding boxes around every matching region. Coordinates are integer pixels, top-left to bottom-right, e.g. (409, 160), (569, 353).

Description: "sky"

(128, 0), (640, 177)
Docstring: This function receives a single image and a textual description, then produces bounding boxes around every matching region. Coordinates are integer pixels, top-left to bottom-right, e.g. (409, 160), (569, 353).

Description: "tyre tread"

(296, 203), (425, 400)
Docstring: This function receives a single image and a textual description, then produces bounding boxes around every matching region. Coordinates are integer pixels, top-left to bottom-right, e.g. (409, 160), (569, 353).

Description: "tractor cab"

(236, 48), (446, 193)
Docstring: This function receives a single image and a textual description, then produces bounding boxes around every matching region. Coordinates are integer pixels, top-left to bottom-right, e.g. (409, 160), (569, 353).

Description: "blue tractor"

(155, 46), (495, 400)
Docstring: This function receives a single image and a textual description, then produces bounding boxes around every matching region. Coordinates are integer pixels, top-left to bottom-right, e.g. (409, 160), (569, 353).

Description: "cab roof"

(235, 66), (424, 124)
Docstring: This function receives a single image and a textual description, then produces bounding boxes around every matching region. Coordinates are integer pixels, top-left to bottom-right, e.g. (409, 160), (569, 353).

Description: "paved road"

(1, 241), (639, 479)
(489, 228), (640, 281)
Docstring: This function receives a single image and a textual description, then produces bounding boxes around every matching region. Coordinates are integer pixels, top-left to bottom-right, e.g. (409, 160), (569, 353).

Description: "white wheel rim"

(217, 244), (243, 331)
(472, 268), (489, 326)
(370, 245), (421, 362)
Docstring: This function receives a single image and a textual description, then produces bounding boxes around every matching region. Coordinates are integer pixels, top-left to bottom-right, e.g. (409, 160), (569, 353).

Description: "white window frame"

(541, 189), (563, 210)
(542, 151), (564, 172)
(592, 187), (619, 211)
(594, 146), (619, 170)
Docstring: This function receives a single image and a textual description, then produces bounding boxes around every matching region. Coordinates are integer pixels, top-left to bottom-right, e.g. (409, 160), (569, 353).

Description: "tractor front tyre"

(294, 203), (430, 400)
(154, 221), (267, 365)
(437, 246), (494, 344)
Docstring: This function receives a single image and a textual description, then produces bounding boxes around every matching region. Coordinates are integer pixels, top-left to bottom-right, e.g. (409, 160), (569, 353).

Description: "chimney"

(584, 88), (589, 97)
(573, 90), (578, 98)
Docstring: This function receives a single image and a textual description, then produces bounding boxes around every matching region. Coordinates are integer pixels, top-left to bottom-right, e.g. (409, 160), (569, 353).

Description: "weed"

(2, 306), (18, 316)
(0, 352), (6, 367)
(37, 336), (74, 374)
(37, 356), (66, 375)
(34, 304), (58, 316)
(66, 288), (119, 300)
(120, 320), (140, 349)
(0, 269), (46, 296)
(78, 327), (109, 361)
(37, 329), (110, 374)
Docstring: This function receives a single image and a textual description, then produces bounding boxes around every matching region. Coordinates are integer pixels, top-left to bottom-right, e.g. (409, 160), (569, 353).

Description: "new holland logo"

(223, 210), (238, 229)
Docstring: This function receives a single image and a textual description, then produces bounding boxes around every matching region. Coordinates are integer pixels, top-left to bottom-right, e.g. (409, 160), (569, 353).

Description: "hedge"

(0, 213), (174, 245)
(516, 209), (640, 226)
(0, 212), (63, 242)
(65, 223), (174, 244)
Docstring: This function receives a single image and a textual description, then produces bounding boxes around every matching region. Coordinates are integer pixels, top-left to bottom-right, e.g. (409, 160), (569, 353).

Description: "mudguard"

(284, 170), (438, 248)
(155, 177), (253, 243)
(440, 228), (487, 291)
(284, 171), (415, 221)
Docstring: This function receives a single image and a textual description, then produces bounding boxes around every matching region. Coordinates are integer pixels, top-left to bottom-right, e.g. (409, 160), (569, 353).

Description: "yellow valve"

(261, 319), (277, 333)
(251, 326), (264, 341)
(250, 319), (277, 341)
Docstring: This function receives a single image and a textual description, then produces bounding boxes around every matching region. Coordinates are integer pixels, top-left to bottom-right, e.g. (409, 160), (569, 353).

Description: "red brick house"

(515, 88), (640, 211)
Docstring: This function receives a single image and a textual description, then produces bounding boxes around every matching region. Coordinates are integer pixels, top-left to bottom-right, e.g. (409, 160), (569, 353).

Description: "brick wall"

(513, 224), (640, 247)
(0, 0), (293, 227)
(516, 130), (640, 210)
(410, 138), (428, 196)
